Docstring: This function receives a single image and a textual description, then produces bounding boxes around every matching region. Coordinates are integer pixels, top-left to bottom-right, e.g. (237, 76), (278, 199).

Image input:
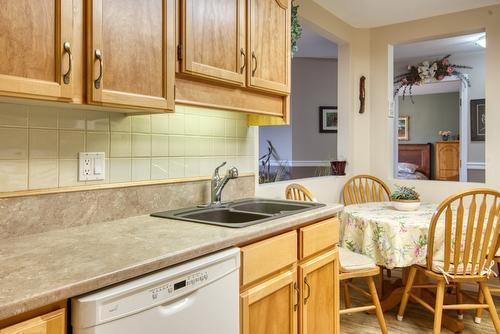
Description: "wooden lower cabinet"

(0, 308), (66, 334)
(240, 218), (340, 334)
(241, 269), (298, 334)
(299, 249), (339, 334)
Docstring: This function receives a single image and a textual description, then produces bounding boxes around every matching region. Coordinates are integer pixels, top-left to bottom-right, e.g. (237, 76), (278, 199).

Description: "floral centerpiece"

(394, 55), (472, 102)
(391, 185), (421, 211)
(439, 130), (452, 141)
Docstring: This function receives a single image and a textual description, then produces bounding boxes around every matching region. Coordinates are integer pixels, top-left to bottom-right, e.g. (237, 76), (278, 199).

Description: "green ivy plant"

(391, 185), (420, 201)
(291, 0), (302, 57)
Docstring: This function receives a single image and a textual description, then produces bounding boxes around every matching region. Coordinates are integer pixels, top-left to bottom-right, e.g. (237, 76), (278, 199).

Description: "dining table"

(339, 201), (466, 332)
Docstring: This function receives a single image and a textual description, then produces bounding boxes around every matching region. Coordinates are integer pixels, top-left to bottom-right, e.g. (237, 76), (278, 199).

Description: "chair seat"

(428, 260), (496, 276)
(339, 247), (378, 272)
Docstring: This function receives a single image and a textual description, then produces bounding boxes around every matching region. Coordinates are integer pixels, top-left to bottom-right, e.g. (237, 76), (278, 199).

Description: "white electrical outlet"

(79, 152), (105, 181)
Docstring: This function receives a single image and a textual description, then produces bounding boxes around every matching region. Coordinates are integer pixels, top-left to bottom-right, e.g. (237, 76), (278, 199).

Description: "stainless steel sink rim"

(151, 198), (325, 228)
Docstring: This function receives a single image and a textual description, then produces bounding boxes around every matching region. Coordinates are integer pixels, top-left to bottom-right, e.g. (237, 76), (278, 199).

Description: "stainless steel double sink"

(151, 198), (325, 228)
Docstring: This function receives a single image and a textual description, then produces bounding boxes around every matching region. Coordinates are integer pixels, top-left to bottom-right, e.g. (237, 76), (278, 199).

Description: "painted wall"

(398, 93), (460, 145)
(0, 102), (255, 192)
(291, 57), (338, 162)
(370, 5), (500, 201)
(258, 3), (500, 204)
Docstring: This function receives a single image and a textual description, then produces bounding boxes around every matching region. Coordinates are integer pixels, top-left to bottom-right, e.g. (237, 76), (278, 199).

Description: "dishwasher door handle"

(158, 291), (197, 316)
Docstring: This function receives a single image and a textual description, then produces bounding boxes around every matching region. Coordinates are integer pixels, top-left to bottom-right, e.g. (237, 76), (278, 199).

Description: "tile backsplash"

(0, 103), (256, 192)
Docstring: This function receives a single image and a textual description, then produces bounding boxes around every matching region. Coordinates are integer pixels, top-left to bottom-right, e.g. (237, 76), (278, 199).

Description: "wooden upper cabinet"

(87, 0), (175, 111)
(181, 0), (246, 86)
(0, 0), (74, 100)
(248, 0), (291, 95)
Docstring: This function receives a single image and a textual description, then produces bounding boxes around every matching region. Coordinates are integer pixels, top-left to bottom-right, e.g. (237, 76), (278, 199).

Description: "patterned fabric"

(340, 202), (439, 269)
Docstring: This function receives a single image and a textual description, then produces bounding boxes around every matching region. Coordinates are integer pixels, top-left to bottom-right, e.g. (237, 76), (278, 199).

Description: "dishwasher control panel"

(149, 271), (208, 300)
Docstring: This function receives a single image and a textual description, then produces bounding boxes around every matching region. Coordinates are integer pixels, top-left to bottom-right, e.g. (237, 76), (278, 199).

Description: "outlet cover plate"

(79, 152), (105, 181)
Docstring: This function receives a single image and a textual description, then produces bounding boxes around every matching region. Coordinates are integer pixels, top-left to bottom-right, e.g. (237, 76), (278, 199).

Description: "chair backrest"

(342, 175), (391, 206)
(427, 189), (500, 276)
(285, 183), (316, 202)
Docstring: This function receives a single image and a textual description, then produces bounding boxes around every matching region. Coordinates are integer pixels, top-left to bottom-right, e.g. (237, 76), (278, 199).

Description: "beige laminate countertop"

(0, 203), (343, 321)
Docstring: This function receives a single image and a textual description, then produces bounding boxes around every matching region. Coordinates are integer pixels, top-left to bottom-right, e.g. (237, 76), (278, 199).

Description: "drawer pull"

(94, 49), (103, 89)
(293, 282), (299, 311)
(251, 51), (258, 76)
(240, 48), (246, 74)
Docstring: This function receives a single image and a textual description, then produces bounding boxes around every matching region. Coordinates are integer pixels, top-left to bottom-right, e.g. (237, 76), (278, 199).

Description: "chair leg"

(475, 287), (485, 324)
(397, 266), (417, 321)
(456, 283), (463, 320)
(378, 266), (384, 296)
(433, 280), (446, 334)
(343, 280), (352, 309)
(480, 282), (500, 333)
(367, 276), (388, 334)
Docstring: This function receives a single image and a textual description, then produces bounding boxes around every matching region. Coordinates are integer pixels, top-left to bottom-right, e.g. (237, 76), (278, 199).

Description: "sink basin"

(151, 198), (325, 228)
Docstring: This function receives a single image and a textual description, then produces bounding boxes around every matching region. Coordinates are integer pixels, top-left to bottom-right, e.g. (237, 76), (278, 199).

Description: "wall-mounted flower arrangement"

(394, 55), (472, 103)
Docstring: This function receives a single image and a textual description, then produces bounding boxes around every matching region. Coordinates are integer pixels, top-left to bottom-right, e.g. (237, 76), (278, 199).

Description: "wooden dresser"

(435, 141), (460, 181)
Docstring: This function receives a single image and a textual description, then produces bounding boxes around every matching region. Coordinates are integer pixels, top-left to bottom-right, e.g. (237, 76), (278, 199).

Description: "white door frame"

(394, 75), (469, 182)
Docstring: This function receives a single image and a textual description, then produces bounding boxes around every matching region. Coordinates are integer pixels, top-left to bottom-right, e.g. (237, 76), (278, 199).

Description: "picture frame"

(398, 116), (409, 140)
(319, 106), (338, 133)
(470, 99), (485, 142)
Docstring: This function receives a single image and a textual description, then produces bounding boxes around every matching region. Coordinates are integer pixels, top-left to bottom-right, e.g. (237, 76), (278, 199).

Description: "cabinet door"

(299, 249), (339, 334)
(88, 0), (175, 111)
(248, 0), (290, 94)
(241, 269), (298, 334)
(181, 0), (246, 86)
(436, 142), (459, 180)
(0, 0), (74, 100)
(0, 308), (65, 334)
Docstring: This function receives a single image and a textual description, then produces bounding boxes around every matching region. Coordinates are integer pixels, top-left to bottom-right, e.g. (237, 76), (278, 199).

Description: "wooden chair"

(474, 250), (500, 324)
(285, 183), (388, 334)
(285, 183), (317, 202)
(342, 175), (392, 293)
(340, 248), (388, 334)
(342, 175), (391, 206)
(397, 189), (500, 334)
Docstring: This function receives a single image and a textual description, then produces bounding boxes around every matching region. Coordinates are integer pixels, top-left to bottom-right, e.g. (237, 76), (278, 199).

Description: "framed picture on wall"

(470, 99), (485, 142)
(398, 116), (409, 140)
(319, 106), (338, 133)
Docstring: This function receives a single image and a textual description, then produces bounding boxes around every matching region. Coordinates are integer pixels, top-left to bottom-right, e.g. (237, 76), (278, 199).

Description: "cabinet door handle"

(94, 49), (103, 89)
(63, 42), (73, 84)
(304, 276), (311, 304)
(293, 282), (299, 311)
(251, 51), (258, 77)
(240, 48), (246, 74)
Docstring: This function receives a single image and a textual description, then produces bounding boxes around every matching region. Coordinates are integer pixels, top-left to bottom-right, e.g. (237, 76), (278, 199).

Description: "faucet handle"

(213, 161), (227, 178)
(227, 166), (239, 178)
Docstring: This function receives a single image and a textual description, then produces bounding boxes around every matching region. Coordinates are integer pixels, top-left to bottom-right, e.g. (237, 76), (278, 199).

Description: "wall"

(257, 0), (372, 202)
(370, 5), (500, 201)
(0, 102), (255, 192)
(398, 93), (460, 144)
(291, 57), (338, 162)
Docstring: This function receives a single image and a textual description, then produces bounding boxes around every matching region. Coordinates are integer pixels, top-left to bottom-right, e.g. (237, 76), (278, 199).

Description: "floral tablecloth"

(340, 202), (438, 269)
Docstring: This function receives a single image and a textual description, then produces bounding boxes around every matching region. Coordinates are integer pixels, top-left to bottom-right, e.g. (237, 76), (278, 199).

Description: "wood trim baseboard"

(0, 173), (256, 199)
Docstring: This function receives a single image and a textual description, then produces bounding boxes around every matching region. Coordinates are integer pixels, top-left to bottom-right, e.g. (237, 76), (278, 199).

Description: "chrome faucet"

(210, 162), (239, 207)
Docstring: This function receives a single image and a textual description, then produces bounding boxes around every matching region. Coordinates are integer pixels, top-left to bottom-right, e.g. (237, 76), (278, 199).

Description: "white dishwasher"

(72, 247), (240, 334)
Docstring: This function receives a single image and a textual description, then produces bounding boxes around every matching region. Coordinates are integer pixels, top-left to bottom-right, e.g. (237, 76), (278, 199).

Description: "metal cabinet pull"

(251, 51), (258, 76)
(304, 276), (311, 304)
(63, 42), (73, 84)
(293, 282), (299, 311)
(94, 49), (103, 89)
(240, 48), (246, 74)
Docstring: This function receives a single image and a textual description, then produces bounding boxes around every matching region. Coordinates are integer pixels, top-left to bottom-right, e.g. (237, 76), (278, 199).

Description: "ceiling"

(314, 0), (500, 28)
(294, 21), (338, 59)
(394, 32), (486, 61)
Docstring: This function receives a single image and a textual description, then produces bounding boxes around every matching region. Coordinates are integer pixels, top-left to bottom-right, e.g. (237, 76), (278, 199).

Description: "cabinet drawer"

(0, 308), (65, 334)
(241, 230), (297, 286)
(299, 217), (339, 259)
